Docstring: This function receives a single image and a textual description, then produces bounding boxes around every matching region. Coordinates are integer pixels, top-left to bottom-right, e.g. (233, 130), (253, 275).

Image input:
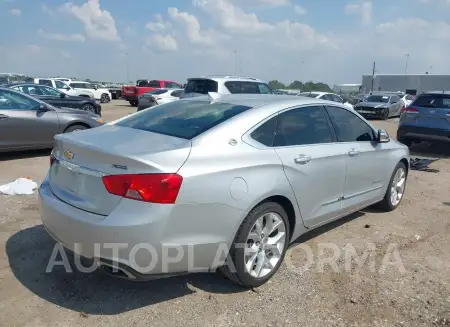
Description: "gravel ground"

(1, 100), (449, 327)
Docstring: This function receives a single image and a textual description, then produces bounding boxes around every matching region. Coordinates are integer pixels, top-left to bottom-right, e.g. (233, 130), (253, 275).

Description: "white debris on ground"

(0, 178), (38, 195)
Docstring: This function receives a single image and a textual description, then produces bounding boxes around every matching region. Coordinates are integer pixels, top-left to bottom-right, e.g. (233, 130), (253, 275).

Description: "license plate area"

(357, 110), (374, 114)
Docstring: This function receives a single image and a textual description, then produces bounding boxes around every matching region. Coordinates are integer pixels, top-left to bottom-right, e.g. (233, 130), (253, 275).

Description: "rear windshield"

(413, 94), (450, 108)
(116, 100), (251, 139)
(185, 79), (218, 94)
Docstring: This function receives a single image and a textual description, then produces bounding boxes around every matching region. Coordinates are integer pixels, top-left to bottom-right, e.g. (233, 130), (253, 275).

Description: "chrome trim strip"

(343, 185), (383, 200)
(54, 156), (106, 178)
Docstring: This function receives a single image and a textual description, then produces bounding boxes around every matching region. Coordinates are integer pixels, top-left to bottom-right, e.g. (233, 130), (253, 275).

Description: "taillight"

(402, 107), (419, 114)
(102, 173), (183, 204)
(50, 152), (56, 166)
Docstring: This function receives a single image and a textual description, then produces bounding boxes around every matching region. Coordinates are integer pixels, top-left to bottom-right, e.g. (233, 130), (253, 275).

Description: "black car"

(2, 83), (101, 115)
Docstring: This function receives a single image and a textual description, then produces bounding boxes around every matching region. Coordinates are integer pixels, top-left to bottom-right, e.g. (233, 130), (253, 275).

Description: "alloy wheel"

(390, 167), (406, 206)
(244, 212), (286, 278)
(81, 104), (96, 113)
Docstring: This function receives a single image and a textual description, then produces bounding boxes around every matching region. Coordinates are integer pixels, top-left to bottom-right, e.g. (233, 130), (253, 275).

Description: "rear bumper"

(122, 95), (137, 102)
(397, 125), (450, 143)
(39, 178), (242, 277)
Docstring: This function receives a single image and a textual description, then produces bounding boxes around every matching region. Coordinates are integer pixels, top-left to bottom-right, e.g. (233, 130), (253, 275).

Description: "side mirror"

(60, 92), (66, 98)
(38, 104), (51, 112)
(377, 129), (390, 143)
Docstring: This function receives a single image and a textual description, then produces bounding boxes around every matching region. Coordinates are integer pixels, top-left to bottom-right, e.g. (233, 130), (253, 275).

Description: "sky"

(0, 0), (447, 86)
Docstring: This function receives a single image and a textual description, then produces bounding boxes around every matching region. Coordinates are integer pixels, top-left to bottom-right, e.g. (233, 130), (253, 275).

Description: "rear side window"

(116, 100), (251, 139)
(185, 79), (218, 94)
(148, 80), (160, 87)
(225, 81), (241, 94)
(241, 82), (260, 94)
(326, 106), (375, 142)
(274, 106), (333, 147)
(38, 79), (52, 87)
(171, 90), (183, 97)
(412, 94), (450, 108)
(250, 116), (277, 146)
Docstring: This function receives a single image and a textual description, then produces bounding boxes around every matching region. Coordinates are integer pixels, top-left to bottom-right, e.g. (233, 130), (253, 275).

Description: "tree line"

(269, 80), (332, 92)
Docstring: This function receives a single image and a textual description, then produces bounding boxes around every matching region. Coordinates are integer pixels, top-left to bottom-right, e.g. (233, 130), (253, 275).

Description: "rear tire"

(375, 162), (407, 211)
(100, 93), (110, 103)
(219, 202), (290, 288)
(130, 100), (138, 107)
(64, 124), (87, 133)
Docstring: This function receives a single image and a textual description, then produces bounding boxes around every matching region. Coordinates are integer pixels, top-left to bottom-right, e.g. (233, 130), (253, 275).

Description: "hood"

(55, 106), (99, 117)
(97, 88), (111, 93)
(356, 101), (389, 108)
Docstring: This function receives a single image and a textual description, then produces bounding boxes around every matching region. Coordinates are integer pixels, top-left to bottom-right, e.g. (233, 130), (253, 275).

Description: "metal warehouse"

(361, 74), (450, 95)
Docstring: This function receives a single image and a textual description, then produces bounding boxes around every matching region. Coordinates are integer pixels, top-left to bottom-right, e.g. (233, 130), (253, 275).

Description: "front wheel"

(219, 202), (290, 288)
(381, 108), (389, 120)
(100, 94), (110, 103)
(376, 162), (407, 211)
(80, 103), (96, 114)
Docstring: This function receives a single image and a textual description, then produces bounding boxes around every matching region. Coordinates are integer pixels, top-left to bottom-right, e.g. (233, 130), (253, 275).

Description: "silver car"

(39, 94), (409, 288)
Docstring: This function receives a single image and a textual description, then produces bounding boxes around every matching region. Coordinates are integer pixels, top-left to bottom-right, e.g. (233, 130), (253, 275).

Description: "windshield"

(298, 92), (319, 98)
(185, 79), (218, 94)
(365, 95), (390, 103)
(116, 100), (251, 139)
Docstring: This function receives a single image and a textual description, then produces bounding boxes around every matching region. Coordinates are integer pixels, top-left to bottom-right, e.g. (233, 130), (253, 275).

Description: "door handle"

(0, 114), (9, 120)
(294, 155), (311, 165)
(348, 148), (360, 157)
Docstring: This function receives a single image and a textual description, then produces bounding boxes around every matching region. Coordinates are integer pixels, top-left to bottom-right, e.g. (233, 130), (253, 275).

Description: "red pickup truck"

(122, 79), (183, 106)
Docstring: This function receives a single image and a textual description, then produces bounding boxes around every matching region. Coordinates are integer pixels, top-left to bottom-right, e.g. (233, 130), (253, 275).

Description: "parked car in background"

(23, 78), (95, 98)
(297, 91), (354, 110)
(399, 94), (415, 108)
(0, 87), (103, 152)
(122, 80), (183, 106)
(353, 93), (403, 120)
(397, 91), (450, 147)
(68, 81), (112, 103)
(39, 93), (409, 288)
(3, 83), (101, 115)
(180, 76), (272, 99)
(137, 89), (184, 111)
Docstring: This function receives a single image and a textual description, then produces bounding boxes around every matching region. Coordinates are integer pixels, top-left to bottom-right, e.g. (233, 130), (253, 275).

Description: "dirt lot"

(1, 100), (449, 327)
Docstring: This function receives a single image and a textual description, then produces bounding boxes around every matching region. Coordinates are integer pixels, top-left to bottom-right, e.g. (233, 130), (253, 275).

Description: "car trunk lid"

(405, 94), (450, 128)
(49, 125), (191, 216)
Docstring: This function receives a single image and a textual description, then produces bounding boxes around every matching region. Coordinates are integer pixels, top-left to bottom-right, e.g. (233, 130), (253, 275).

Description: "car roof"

(423, 91), (450, 95)
(1, 82), (37, 87)
(189, 75), (265, 83)
(69, 80), (89, 83)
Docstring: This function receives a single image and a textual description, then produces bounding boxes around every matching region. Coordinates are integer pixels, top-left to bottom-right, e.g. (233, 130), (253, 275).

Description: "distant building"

(361, 74), (450, 95)
(333, 84), (361, 95)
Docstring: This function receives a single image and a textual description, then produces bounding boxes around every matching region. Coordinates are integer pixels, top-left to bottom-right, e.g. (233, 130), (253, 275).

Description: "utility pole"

(404, 53), (410, 75)
(370, 61), (376, 92)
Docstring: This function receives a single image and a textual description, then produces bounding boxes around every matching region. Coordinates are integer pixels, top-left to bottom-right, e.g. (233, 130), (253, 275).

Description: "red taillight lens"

(404, 107), (419, 114)
(50, 153), (56, 166)
(102, 173), (183, 204)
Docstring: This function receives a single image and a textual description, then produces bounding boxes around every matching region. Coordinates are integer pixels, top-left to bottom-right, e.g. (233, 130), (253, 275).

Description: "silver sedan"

(39, 94), (409, 288)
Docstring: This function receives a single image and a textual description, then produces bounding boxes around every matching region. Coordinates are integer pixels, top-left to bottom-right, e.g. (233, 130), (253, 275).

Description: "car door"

(0, 89), (60, 150)
(325, 106), (387, 213)
(273, 105), (348, 228)
(34, 85), (69, 108)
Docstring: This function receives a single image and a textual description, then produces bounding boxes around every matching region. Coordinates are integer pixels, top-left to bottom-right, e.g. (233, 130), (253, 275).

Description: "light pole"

(300, 61), (305, 90)
(429, 65), (433, 74)
(404, 53), (410, 75)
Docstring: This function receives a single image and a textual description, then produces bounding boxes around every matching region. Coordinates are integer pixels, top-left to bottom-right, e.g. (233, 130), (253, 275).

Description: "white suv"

(68, 80), (112, 103)
(182, 75), (272, 98)
(25, 78), (95, 98)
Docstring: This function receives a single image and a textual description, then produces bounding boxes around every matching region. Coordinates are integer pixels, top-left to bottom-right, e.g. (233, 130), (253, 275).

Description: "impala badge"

(64, 150), (74, 160)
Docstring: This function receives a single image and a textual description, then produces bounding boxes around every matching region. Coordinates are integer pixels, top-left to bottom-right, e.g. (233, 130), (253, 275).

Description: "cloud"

(41, 3), (54, 15)
(194, 0), (274, 34)
(168, 7), (218, 45)
(229, 0), (290, 6)
(145, 34), (178, 52)
(37, 29), (86, 42)
(145, 14), (171, 32)
(345, 1), (372, 25)
(293, 4), (307, 15)
(10, 8), (21, 16)
(60, 0), (120, 41)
